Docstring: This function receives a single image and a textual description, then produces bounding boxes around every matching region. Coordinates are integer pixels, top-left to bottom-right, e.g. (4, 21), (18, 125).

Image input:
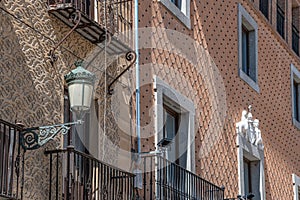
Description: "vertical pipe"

(56, 152), (59, 200)
(150, 157), (153, 199)
(66, 149), (70, 200)
(49, 153), (52, 200)
(0, 125), (3, 194)
(16, 129), (20, 199)
(9, 127), (17, 195)
(143, 157), (147, 200)
(134, 0), (140, 154)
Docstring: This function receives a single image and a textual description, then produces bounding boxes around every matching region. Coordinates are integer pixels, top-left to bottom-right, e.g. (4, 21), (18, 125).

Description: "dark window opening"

(259, 0), (269, 19)
(63, 89), (98, 154)
(244, 158), (252, 195)
(170, 0), (182, 9)
(294, 80), (299, 121)
(277, 4), (285, 38)
(292, 7), (300, 55)
(243, 157), (261, 199)
(292, 25), (299, 55)
(242, 25), (250, 77)
(163, 105), (179, 142)
(163, 104), (187, 169)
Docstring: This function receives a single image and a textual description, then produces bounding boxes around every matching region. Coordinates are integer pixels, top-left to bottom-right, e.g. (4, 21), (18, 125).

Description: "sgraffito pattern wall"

(0, 0), (108, 199)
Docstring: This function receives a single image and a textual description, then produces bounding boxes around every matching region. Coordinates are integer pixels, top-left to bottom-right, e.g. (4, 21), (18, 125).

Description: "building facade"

(0, 0), (300, 200)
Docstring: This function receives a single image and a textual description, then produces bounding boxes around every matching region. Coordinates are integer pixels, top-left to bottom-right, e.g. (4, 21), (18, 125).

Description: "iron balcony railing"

(45, 147), (135, 200)
(277, 4), (285, 39)
(292, 24), (299, 56)
(47, 0), (133, 44)
(139, 154), (224, 200)
(0, 119), (23, 200)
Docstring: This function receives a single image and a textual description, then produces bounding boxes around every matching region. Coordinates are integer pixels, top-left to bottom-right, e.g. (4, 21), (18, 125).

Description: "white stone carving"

(236, 105), (264, 149)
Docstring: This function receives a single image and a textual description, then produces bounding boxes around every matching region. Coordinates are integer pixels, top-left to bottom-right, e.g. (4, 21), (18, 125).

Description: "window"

(293, 80), (300, 121)
(155, 76), (195, 172)
(277, 0), (285, 38)
(242, 25), (252, 78)
(63, 89), (99, 198)
(170, 0), (181, 9)
(259, 0), (269, 19)
(293, 174), (300, 200)
(243, 158), (251, 195)
(237, 134), (265, 199)
(243, 158), (260, 197)
(158, 0), (191, 29)
(63, 88), (99, 153)
(163, 101), (188, 168)
(291, 64), (300, 129)
(163, 104), (178, 144)
(292, 3), (300, 55)
(238, 4), (259, 92)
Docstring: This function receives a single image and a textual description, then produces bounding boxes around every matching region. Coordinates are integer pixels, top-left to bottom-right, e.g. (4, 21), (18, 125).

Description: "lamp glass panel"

(82, 84), (93, 109)
(68, 83), (83, 112)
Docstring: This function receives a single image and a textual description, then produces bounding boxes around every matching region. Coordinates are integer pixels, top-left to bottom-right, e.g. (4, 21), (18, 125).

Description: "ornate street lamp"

(65, 60), (96, 120)
(20, 61), (96, 150)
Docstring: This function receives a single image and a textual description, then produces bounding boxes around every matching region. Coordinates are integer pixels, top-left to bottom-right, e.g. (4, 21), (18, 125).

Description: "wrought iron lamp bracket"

(47, 10), (82, 64)
(20, 120), (83, 150)
(108, 51), (137, 95)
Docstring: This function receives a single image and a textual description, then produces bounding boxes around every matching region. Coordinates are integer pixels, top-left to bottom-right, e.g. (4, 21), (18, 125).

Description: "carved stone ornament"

(236, 105), (264, 149)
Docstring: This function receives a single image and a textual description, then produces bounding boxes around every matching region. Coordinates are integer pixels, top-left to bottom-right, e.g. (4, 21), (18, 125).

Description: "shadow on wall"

(0, 4), (66, 200)
(0, 7), (37, 124)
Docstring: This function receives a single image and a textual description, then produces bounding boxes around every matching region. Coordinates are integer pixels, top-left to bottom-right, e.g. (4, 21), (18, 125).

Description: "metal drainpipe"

(134, 0), (141, 153)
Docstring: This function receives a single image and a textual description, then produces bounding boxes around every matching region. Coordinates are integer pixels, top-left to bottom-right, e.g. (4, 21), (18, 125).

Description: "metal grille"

(0, 119), (23, 200)
(45, 147), (135, 200)
(47, 0), (133, 42)
(140, 154), (224, 200)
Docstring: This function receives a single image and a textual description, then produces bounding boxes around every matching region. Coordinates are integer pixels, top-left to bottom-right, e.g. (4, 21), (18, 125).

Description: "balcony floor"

(48, 3), (132, 55)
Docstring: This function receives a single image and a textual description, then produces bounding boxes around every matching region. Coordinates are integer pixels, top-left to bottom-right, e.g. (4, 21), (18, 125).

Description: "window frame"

(154, 76), (195, 172)
(293, 174), (300, 200)
(276, 1), (285, 39)
(237, 134), (265, 200)
(291, 64), (300, 129)
(238, 3), (260, 93)
(259, 0), (269, 19)
(158, 0), (191, 29)
(243, 158), (252, 195)
(292, 4), (300, 56)
(163, 103), (179, 142)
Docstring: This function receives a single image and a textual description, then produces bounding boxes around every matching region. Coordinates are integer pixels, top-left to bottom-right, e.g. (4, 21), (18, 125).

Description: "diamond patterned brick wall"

(138, 0), (300, 199)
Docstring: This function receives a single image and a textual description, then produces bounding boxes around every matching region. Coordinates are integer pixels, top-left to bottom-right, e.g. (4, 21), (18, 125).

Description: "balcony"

(139, 154), (225, 200)
(0, 119), (224, 200)
(292, 24), (299, 56)
(47, 0), (133, 55)
(277, 4), (285, 39)
(45, 147), (135, 200)
(0, 119), (23, 200)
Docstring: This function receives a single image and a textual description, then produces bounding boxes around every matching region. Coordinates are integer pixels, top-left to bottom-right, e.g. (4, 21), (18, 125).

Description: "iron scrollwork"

(20, 128), (40, 150)
(48, 10), (82, 64)
(20, 121), (82, 150)
(108, 51), (137, 95)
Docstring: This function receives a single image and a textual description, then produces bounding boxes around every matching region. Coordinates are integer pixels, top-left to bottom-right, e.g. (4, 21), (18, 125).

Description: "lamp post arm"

(20, 120), (83, 151)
